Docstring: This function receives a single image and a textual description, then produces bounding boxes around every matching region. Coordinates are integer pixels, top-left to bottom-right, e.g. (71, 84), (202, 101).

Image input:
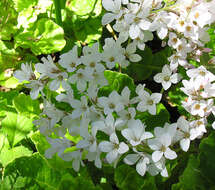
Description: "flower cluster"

(181, 66), (215, 135)
(103, 0), (215, 70)
(13, 0), (215, 178)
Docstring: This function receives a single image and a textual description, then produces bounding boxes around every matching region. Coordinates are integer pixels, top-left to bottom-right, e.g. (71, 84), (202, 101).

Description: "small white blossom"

(137, 90), (162, 115)
(14, 63), (36, 82)
(121, 119), (153, 146)
(176, 117), (191, 152)
(98, 91), (124, 115)
(59, 45), (81, 72)
(99, 133), (129, 163)
(154, 64), (182, 90)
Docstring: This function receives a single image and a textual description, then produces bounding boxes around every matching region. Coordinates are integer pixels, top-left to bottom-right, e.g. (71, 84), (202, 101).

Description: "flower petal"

(164, 147), (177, 160)
(180, 138), (190, 152)
(152, 150), (163, 162)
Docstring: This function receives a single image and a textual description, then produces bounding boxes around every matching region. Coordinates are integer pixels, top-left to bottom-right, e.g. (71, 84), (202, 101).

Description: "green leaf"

(0, 90), (19, 105)
(3, 153), (101, 190)
(0, 146), (32, 167)
(59, 175), (102, 190)
(126, 46), (153, 82)
(2, 153), (73, 189)
(13, 93), (41, 118)
(13, 0), (37, 12)
(2, 112), (34, 147)
(206, 25), (215, 54)
(99, 70), (136, 97)
(172, 155), (207, 190)
(0, 40), (20, 70)
(0, 0), (18, 40)
(14, 18), (66, 55)
(73, 16), (102, 45)
(199, 132), (215, 185)
(0, 77), (20, 89)
(114, 165), (154, 190)
(63, 0), (102, 45)
(67, 0), (102, 16)
(136, 103), (170, 131)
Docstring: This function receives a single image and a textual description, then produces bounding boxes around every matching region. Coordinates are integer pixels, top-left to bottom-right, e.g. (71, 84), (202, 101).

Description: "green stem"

(53, 0), (62, 26)
(160, 88), (164, 94)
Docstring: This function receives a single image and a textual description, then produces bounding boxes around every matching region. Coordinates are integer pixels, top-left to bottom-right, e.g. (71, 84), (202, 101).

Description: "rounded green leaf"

(15, 18), (66, 55)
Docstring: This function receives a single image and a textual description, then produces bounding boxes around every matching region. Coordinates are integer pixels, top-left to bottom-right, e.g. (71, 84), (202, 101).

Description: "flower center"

(194, 104), (201, 110)
(161, 145), (166, 152)
(109, 57), (115, 62)
(184, 132), (190, 139)
(90, 62), (96, 68)
(77, 73), (83, 79)
(109, 103), (115, 109)
(199, 71), (206, 76)
(164, 76), (170, 81)
(70, 62), (76, 68)
(147, 99), (154, 105)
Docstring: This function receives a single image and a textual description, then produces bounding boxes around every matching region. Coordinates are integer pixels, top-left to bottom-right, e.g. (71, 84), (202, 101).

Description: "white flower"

(133, 30), (153, 50)
(89, 70), (108, 87)
(150, 11), (169, 40)
(56, 89), (74, 105)
(124, 152), (150, 176)
(137, 90), (162, 115)
(14, 63), (36, 82)
(176, 38), (192, 57)
(190, 100), (207, 117)
(76, 125), (98, 153)
(61, 150), (84, 172)
(121, 119), (153, 146)
(70, 96), (90, 119)
(99, 133), (129, 163)
(43, 101), (64, 126)
(168, 53), (188, 71)
(25, 80), (44, 99)
(118, 107), (136, 122)
(168, 32), (179, 49)
(189, 3), (212, 28)
(148, 133), (177, 162)
(102, 38), (125, 69)
(120, 86), (131, 106)
(35, 55), (61, 79)
(98, 91), (124, 115)
(102, 0), (123, 25)
(45, 137), (71, 159)
(58, 45), (81, 72)
(180, 78), (202, 99)
(148, 123), (177, 162)
(186, 66), (215, 82)
(147, 156), (168, 177)
(68, 68), (93, 92)
(34, 118), (53, 136)
(86, 149), (102, 168)
(125, 3), (152, 39)
(92, 114), (125, 135)
(49, 72), (70, 91)
(82, 42), (102, 60)
(154, 64), (182, 90)
(189, 119), (207, 140)
(121, 42), (142, 66)
(176, 117), (191, 152)
(212, 121), (215, 130)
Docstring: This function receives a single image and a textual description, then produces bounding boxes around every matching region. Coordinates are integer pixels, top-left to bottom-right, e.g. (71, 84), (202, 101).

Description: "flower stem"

(53, 0), (62, 26)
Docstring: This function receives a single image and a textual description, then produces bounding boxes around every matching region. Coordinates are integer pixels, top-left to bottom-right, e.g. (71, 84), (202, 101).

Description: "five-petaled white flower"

(154, 64), (182, 90)
(137, 90), (162, 115)
(99, 133), (129, 163)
